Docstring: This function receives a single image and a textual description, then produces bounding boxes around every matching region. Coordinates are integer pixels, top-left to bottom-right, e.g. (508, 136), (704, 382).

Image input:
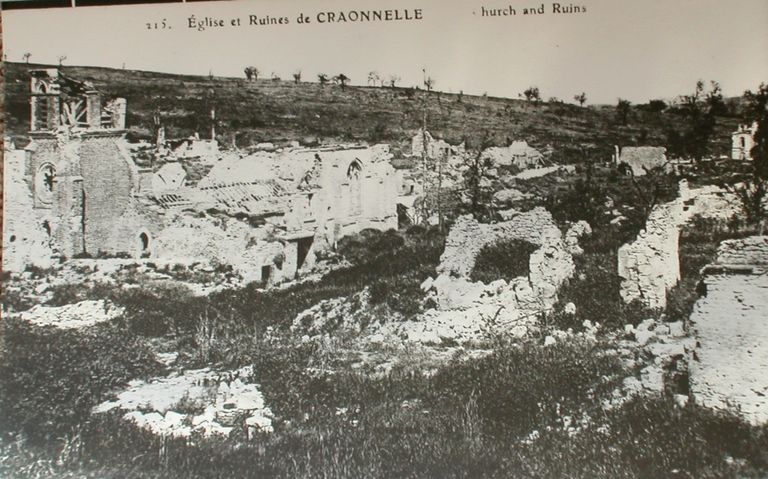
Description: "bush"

(470, 239), (538, 284)
(337, 228), (405, 266)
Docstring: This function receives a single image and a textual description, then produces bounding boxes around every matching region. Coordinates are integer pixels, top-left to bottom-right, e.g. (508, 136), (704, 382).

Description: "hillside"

(4, 62), (742, 160)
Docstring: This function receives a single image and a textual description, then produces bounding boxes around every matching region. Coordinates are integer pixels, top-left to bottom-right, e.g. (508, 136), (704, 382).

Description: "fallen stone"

(667, 321), (685, 337)
(640, 366), (665, 393)
(674, 394), (689, 408)
(94, 365), (273, 438)
(634, 329), (655, 346)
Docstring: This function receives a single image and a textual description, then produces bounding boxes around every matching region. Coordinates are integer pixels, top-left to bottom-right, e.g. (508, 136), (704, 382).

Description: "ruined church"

(3, 69), (398, 282)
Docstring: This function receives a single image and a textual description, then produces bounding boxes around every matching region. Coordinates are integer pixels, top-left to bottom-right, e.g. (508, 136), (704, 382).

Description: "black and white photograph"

(1, 0), (767, 476)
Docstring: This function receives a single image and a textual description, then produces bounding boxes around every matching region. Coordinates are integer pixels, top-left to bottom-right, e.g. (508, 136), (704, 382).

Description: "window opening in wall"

(261, 265), (272, 283)
(42, 221), (52, 236)
(297, 236), (314, 270)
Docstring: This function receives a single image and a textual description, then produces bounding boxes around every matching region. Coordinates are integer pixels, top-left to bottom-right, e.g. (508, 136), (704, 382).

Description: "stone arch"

(137, 230), (152, 258)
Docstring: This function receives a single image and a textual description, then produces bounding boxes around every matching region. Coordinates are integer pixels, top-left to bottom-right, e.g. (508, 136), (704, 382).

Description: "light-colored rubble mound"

(376, 209), (585, 345)
(94, 366), (274, 438)
(20, 300), (124, 329)
(689, 236), (768, 425)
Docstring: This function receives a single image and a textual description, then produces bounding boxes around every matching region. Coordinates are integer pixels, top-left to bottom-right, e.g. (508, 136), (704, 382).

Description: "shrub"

(470, 239), (538, 284)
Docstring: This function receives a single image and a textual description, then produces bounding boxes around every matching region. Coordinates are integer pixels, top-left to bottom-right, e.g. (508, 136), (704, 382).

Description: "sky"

(3, 0), (767, 104)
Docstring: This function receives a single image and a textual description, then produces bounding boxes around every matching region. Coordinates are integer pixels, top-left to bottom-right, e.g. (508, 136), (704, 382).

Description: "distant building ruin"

(480, 141), (545, 170)
(731, 122), (757, 160)
(615, 146), (669, 176)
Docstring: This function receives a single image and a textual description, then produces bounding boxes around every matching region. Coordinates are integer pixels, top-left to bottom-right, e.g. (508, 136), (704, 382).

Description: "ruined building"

(2, 69), (398, 283)
(614, 146), (669, 176)
(689, 236), (768, 425)
(3, 69), (160, 270)
(151, 145), (398, 282)
(731, 122), (757, 160)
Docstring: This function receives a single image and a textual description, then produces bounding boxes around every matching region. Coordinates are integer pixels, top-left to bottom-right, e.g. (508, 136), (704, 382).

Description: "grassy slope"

(4, 62), (740, 159)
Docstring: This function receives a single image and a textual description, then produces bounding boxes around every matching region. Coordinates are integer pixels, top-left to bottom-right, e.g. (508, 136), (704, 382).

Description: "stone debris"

(291, 288), (378, 336)
(492, 188), (532, 207)
(564, 221), (592, 255)
(480, 142), (545, 170)
(94, 366), (274, 438)
(605, 317), (695, 407)
(19, 300), (124, 329)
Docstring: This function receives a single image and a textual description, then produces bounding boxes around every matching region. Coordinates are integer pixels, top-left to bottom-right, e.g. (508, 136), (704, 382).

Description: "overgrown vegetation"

(2, 328), (766, 478)
(470, 239), (538, 284)
(0, 319), (162, 444)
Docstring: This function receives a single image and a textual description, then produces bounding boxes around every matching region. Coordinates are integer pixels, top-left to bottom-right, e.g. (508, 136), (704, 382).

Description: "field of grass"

(2, 316), (767, 478)
(4, 62), (742, 161)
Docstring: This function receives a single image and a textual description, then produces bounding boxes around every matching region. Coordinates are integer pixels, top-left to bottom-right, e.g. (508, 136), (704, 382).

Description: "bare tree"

(367, 71), (381, 87)
(58, 55), (67, 66)
(574, 92), (587, 107)
(317, 73), (329, 86)
(522, 86), (541, 102)
(22, 52), (31, 64)
(293, 71), (302, 84)
(424, 76), (435, 92)
(388, 75), (401, 88)
(333, 73), (350, 90)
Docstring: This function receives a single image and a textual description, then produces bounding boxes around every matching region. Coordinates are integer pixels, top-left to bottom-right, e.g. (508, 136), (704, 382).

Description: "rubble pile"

(19, 299), (124, 329)
(94, 366), (274, 438)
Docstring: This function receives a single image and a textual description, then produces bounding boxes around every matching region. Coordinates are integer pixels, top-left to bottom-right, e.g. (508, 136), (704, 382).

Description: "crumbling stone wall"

(77, 134), (143, 255)
(438, 207), (562, 278)
(153, 214), (287, 284)
(689, 236), (768, 425)
(2, 148), (54, 271)
(409, 208), (584, 343)
(618, 182), (740, 309)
